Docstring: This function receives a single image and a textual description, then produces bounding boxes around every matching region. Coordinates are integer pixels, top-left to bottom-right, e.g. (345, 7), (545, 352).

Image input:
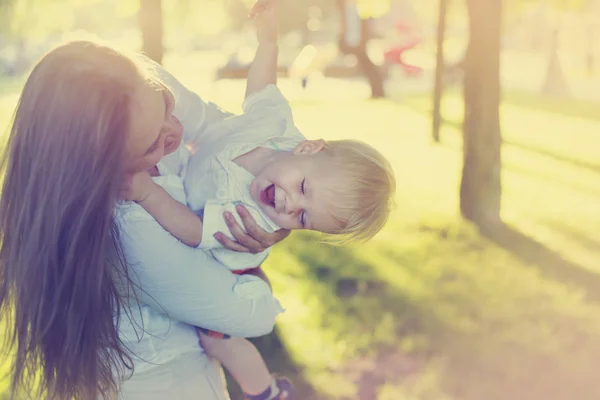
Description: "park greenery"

(0, 0), (599, 399)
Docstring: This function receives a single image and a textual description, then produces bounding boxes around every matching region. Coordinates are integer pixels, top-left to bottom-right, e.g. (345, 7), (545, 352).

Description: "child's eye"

(300, 211), (306, 227)
(300, 178), (306, 195)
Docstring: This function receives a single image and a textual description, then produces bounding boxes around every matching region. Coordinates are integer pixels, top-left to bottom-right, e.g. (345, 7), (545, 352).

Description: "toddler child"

(128, 1), (395, 399)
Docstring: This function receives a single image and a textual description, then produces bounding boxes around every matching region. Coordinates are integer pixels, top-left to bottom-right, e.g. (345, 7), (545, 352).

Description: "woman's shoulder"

(156, 142), (191, 177)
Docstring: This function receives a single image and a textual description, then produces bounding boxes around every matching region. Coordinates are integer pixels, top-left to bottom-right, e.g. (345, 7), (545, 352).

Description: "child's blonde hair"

(321, 139), (396, 242)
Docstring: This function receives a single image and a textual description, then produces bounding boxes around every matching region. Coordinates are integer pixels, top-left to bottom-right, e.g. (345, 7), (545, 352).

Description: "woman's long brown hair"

(0, 41), (146, 399)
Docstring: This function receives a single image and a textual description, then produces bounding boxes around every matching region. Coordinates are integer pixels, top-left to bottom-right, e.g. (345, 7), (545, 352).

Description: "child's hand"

(249, 0), (278, 46)
(121, 170), (156, 203)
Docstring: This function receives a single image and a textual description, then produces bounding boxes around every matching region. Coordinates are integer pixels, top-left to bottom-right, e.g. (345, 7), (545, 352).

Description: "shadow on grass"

(437, 115), (600, 175)
(541, 219), (600, 255)
(504, 140), (600, 174)
(268, 226), (600, 400)
(401, 89), (600, 123)
(225, 326), (321, 400)
(481, 222), (600, 303)
(402, 96), (600, 175)
(270, 233), (432, 399)
(503, 90), (600, 123)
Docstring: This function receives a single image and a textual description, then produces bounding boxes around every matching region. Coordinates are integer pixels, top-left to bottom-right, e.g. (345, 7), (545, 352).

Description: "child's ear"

(292, 139), (325, 155)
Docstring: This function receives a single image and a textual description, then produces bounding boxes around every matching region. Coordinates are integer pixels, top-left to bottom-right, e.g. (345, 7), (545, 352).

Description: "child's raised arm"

(123, 171), (204, 247)
(245, 0), (279, 99)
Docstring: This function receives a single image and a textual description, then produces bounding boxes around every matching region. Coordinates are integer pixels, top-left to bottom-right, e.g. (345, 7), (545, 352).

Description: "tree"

(336, 0), (385, 98)
(432, 0), (449, 142)
(0, 0), (72, 74)
(139, 0), (164, 64)
(542, 27), (568, 97)
(460, 0), (502, 227)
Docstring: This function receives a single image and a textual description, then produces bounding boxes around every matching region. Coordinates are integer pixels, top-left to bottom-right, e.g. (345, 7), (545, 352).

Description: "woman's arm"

(119, 214), (282, 337)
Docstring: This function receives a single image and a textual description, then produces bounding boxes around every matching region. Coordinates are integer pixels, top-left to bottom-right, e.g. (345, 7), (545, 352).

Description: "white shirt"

(115, 68), (284, 380)
(184, 85), (305, 270)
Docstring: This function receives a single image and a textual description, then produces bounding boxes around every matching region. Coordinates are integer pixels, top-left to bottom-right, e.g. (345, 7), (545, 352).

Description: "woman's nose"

(164, 116), (183, 152)
(167, 115), (183, 136)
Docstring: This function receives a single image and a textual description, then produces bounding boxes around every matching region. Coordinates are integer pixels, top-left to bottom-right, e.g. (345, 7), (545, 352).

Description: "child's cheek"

(274, 213), (296, 230)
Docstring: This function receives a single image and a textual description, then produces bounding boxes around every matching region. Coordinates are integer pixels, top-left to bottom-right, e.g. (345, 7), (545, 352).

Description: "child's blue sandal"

(244, 376), (294, 400)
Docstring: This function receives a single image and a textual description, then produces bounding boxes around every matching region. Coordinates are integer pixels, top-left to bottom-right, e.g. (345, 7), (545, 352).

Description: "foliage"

(259, 87), (600, 399)
(505, 0), (589, 16)
(223, 0), (337, 34)
(356, 0), (391, 19)
(0, 0), (108, 38)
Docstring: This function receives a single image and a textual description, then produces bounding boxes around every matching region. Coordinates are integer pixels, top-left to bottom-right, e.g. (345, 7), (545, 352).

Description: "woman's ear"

(292, 139), (325, 155)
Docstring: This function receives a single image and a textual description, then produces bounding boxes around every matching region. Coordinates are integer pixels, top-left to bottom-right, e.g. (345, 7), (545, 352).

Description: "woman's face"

(125, 78), (183, 173)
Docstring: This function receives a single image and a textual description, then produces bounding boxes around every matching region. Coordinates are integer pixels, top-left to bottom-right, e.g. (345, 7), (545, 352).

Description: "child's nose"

(286, 198), (304, 215)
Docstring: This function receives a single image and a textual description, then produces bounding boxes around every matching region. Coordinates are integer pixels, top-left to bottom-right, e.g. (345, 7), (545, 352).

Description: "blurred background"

(1, 0), (600, 399)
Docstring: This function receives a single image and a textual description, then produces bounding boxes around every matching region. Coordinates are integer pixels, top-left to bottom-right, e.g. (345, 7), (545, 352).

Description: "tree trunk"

(460, 0), (502, 227)
(542, 28), (568, 97)
(354, 18), (385, 98)
(139, 0), (164, 64)
(432, 0), (449, 142)
(585, 25), (594, 75)
(337, 0), (385, 98)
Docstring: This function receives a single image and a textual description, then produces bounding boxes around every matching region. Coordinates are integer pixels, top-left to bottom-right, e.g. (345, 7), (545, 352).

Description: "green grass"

(1, 74), (600, 399)
(256, 89), (600, 400)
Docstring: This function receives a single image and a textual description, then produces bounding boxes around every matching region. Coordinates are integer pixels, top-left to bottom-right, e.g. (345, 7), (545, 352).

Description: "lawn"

(252, 85), (600, 400)
(1, 71), (599, 400)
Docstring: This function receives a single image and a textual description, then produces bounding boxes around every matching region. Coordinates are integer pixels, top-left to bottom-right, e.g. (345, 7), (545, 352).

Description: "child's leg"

(198, 331), (272, 396)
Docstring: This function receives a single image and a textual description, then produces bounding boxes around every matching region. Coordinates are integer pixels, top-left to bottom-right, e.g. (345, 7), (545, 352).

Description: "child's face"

(249, 140), (342, 233)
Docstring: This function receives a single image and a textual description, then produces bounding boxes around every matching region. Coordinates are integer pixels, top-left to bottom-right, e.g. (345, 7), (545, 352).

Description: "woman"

(0, 40), (289, 399)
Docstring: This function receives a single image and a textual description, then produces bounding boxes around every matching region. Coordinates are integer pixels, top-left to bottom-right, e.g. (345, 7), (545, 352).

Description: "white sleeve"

(157, 67), (233, 146)
(242, 84), (294, 123)
(118, 212), (283, 338)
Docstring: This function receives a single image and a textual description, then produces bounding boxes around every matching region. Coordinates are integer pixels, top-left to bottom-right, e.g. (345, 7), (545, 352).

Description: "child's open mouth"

(260, 184), (276, 208)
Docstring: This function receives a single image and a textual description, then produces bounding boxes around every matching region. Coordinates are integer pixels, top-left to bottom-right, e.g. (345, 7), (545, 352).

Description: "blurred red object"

(383, 20), (423, 77)
(383, 39), (423, 77)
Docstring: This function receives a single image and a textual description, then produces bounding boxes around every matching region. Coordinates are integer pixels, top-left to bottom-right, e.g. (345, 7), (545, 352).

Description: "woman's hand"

(250, 0), (278, 46)
(120, 170), (156, 203)
(215, 204), (290, 254)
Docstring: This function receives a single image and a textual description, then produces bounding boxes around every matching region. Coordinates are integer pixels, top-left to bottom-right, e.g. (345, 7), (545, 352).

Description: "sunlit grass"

(259, 86), (600, 399)
(401, 89), (600, 273)
(1, 69), (600, 399)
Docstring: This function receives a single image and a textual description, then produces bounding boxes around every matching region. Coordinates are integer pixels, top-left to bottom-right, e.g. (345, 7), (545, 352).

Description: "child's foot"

(244, 376), (294, 400)
(271, 376), (293, 399)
